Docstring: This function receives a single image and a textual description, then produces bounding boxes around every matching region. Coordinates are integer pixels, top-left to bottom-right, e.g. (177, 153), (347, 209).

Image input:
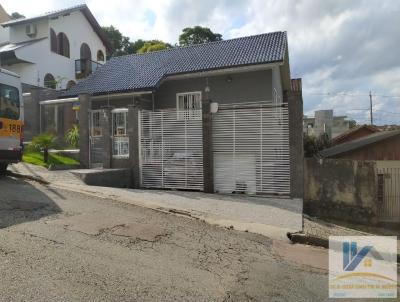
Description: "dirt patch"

(111, 223), (169, 242)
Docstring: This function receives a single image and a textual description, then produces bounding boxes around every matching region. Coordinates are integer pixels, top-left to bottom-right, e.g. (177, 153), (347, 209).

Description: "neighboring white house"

(0, 4), (111, 91)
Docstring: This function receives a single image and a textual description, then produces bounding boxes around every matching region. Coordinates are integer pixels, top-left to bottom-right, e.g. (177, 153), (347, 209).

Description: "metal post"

(369, 90), (373, 125)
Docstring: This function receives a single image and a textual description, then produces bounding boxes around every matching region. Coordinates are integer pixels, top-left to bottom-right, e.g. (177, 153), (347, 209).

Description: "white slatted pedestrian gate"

(212, 104), (290, 196)
(139, 109), (203, 190)
(89, 109), (104, 168)
(377, 161), (400, 223)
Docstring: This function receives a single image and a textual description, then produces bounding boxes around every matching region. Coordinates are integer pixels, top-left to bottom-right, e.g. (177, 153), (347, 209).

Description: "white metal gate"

(89, 109), (104, 168)
(377, 161), (400, 223)
(212, 104), (290, 195)
(139, 109), (203, 190)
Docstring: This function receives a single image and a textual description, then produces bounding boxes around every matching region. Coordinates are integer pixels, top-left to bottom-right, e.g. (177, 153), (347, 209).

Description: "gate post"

(202, 99), (214, 193)
(128, 104), (140, 188)
(100, 107), (112, 168)
(286, 79), (304, 199)
(78, 93), (90, 168)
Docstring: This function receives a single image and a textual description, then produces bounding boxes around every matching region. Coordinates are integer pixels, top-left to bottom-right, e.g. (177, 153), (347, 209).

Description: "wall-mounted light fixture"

(205, 77), (210, 93)
(210, 102), (218, 113)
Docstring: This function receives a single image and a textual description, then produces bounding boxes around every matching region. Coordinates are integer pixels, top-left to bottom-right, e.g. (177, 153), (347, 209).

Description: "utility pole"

(369, 90), (373, 125)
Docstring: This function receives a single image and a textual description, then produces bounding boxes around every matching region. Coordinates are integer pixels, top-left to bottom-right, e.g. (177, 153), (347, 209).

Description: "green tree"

(31, 133), (56, 163)
(137, 40), (171, 53)
(179, 26), (222, 46)
(65, 125), (79, 148)
(102, 25), (132, 57)
(102, 26), (172, 56)
(10, 12), (25, 20)
(304, 133), (331, 158)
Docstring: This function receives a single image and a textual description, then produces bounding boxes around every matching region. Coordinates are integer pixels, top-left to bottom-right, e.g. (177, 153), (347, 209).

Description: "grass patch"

(23, 150), (79, 168)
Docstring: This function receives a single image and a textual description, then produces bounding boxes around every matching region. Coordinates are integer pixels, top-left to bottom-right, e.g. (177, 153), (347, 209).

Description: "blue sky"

(2, 0), (400, 125)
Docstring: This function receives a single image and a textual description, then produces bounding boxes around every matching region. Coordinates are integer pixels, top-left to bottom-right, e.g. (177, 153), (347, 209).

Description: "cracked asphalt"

(0, 176), (329, 302)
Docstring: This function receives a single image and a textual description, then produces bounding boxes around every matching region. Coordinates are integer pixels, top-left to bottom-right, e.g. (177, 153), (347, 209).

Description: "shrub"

(65, 124), (79, 148)
(31, 133), (56, 163)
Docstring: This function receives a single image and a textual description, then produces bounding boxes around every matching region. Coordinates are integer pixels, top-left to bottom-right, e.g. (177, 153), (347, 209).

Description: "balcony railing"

(75, 59), (102, 79)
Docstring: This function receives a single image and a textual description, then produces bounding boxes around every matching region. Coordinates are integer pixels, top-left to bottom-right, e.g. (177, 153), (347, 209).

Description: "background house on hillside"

(46, 31), (304, 198)
(0, 4), (111, 90)
(303, 109), (354, 139)
(0, 4), (111, 140)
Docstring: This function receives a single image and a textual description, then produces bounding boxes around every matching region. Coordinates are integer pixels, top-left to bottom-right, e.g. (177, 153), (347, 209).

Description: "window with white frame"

(112, 109), (129, 158)
(176, 91), (202, 120)
(90, 110), (102, 137)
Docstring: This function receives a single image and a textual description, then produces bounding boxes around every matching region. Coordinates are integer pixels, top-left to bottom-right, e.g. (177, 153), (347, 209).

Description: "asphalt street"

(0, 175), (329, 302)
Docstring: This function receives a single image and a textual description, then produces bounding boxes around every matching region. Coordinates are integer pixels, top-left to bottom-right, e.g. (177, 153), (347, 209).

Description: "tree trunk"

(44, 148), (49, 163)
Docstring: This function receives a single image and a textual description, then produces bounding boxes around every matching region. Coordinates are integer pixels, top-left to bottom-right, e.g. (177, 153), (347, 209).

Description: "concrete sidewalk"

(9, 163), (303, 240)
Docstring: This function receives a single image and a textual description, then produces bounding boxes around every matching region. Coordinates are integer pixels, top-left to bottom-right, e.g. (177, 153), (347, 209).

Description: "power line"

(303, 91), (400, 98)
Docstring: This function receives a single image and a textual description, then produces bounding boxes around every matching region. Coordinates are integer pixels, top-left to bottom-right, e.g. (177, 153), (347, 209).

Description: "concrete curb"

(6, 171), (50, 185)
(7, 170), (298, 242)
(287, 232), (400, 263)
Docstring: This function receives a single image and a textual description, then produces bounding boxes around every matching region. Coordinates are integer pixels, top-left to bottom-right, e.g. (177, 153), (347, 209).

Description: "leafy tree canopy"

(102, 25), (222, 56)
(179, 26), (222, 46)
(137, 40), (171, 53)
(102, 26), (171, 57)
(10, 12), (25, 20)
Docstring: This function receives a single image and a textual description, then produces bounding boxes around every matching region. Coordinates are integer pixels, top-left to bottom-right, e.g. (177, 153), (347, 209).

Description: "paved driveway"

(9, 163), (303, 240)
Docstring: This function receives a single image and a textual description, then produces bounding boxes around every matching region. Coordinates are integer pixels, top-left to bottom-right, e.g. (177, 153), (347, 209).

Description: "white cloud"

(1, 0), (399, 124)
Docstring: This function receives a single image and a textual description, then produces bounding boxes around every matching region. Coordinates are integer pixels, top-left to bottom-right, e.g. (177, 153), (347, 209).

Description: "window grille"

(176, 92), (202, 120)
(90, 110), (102, 137)
(112, 109), (129, 158)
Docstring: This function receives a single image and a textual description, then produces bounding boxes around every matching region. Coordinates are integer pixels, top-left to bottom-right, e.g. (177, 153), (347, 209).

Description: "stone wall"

(304, 158), (378, 224)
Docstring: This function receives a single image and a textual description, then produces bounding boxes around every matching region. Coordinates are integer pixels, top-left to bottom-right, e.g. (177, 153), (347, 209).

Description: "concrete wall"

(304, 158), (378, 224)
(154, 69), (274, 109)
(23, 87), (62, 141)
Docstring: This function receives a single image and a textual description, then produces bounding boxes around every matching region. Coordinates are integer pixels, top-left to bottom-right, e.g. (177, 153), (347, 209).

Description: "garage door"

(212, 103), (290, 196)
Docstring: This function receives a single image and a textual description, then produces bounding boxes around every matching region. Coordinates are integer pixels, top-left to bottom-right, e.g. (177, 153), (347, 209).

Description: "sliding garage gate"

(212, 103), (291, 196)
(139, 109), (204, 190)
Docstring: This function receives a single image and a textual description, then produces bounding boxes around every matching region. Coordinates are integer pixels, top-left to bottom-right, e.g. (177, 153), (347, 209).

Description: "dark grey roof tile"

(65, 31), (287, 96)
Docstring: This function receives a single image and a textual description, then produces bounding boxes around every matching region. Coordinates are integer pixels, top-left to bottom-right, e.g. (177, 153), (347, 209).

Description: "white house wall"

(4, 10), (106, 89)
(5, 62), (37, 87)
(49, 11), (106, 63)
(9, 19), (49, 43)
(0, 26), (9, 43)
(15, 38), (75, 88)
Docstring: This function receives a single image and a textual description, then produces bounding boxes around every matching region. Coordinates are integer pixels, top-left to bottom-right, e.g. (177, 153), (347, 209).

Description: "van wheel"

(0, 163), (8, 173)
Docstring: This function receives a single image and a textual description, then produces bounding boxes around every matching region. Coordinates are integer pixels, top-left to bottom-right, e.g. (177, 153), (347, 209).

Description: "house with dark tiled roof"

(41, 31), (304, 198)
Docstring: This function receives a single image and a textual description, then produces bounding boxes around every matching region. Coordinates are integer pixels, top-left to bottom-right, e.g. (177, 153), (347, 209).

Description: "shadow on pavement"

(0, 175), (62, 229)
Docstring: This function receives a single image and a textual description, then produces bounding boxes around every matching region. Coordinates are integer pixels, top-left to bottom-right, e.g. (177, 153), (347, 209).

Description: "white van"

(0, 68), (24, 172)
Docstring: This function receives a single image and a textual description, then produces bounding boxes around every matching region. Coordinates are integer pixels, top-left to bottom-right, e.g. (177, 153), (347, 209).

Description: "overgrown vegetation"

(65, 125), (79, 148)
(304, 133), (331, 158)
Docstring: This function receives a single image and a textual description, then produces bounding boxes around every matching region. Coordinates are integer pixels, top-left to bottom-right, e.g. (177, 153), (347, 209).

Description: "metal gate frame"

(212, 103), (290, 196)
(377, 161), (400, 223)
(139, 109), (204, 190)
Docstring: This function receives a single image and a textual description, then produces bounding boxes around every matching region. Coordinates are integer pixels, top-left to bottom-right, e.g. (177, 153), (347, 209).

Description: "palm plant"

(65, 124), (79, 148)
(31, 133), (56, 163)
